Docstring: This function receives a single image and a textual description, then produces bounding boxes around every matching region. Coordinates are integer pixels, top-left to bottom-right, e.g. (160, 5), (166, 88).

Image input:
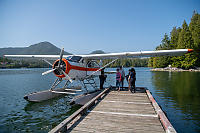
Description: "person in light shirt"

(119, 66), (125, 89)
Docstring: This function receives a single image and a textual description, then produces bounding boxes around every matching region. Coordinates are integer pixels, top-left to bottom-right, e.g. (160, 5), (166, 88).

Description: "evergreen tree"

(189, 11), (200, 67)
(177, 20), (196, 69)
(170, 27), (181, 49)
(189, 11), (200, 50)
(148, 57), (153, 67)
(170, 27), (182, 67)
(151, 34), (171, 68)
(177, 20), (193, 49)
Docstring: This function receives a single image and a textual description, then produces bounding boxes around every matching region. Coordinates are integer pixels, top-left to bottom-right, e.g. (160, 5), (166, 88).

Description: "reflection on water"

(0, 68), (200, 133)
(152, 71), (200, 133)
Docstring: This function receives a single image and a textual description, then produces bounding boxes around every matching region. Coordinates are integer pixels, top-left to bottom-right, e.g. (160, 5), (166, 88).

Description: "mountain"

(0, 42), (71, 56)
(90, 50), (105, 54)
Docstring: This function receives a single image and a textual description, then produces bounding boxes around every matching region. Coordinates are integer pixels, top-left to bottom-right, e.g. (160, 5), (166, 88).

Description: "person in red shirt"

(116, 68), (122, 91)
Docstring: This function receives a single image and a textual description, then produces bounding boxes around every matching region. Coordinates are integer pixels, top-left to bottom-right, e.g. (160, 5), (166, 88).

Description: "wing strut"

(85, 58), (118, 79)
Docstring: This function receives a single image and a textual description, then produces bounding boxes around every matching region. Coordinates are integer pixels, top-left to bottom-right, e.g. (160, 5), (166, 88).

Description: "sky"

(0, 0), (200, 54)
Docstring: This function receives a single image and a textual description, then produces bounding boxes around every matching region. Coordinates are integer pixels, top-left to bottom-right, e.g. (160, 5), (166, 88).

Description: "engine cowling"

(52, 59), (71, 78)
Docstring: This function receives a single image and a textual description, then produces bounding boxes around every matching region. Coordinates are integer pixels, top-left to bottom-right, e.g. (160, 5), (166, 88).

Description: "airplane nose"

(52, 58), (71, 78)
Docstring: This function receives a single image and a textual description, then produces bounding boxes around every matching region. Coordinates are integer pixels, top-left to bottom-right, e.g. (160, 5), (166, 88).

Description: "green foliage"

(189, 11), (200, 66)
(148, 57), (153, 67)
(0, 57), (49, 68)
(156, 33), (171, 50)
(170, 27), (181, 49)
(177, 20), (193, 49)
(152, 33), (172, 68)
(148, 12), (200, 69)
(103, 58), (148, 68)
(189, 11), (200, 49)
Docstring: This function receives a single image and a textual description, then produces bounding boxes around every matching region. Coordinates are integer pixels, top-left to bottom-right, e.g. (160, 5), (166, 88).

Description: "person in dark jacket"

(99, 69), (107, 89)
(126, 69), (131, 90)
(128, 68), (136, 93)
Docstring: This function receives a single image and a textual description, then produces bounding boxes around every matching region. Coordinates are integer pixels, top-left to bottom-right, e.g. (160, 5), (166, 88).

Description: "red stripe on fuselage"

(70, 65), (99, 71)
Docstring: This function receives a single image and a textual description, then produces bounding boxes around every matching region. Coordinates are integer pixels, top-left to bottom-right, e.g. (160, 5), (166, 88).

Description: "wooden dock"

(49, 87), (176, 133)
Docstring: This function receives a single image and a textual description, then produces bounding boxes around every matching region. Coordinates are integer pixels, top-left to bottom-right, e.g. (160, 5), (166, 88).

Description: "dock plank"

(69, 90), (165, 133)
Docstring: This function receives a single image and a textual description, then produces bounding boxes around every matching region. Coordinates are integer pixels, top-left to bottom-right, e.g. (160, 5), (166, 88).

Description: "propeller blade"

(60, 69), (73, 83)
(42, 59), (53, 66)
(58, 48), (64, 67)
(42, 68), (56, 76)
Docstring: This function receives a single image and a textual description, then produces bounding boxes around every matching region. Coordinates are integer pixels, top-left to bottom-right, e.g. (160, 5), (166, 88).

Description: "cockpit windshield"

(66, 56), (82, 62)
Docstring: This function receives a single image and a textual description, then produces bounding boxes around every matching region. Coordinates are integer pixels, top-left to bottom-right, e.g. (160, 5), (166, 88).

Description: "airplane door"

(86, 61), (100, 76)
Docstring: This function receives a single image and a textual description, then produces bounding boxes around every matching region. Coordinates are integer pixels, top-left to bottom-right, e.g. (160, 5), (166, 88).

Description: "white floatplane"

(4, 48), (193, 102)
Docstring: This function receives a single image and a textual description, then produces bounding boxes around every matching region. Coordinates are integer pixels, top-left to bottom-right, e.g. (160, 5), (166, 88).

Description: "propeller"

(42, 68), (56, 75)
(58, 48), (64, 67)
(60, 69), (73, 83)
(42, 59), (53, 66)
(41, 48), (73, 83)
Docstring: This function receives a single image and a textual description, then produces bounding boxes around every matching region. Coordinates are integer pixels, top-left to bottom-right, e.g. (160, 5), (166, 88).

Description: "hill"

(0, 41), (71, 56)
(90, 50), (105, 54)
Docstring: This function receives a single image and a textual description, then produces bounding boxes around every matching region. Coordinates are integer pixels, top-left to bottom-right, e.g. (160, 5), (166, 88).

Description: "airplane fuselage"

(53, 57), (100, 80)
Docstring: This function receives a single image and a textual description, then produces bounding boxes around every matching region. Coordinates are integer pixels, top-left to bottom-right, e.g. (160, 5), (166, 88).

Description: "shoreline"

(151, 67), (200, 72)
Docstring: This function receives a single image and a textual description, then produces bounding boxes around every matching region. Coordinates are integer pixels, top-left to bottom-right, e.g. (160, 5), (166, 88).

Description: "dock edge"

(146, 89), (177, 133)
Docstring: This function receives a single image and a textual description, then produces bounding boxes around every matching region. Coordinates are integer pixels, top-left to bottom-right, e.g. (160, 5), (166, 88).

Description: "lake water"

(0, 67), (200, 133)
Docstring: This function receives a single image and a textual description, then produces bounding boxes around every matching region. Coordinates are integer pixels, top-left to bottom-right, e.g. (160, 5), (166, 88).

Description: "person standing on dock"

(99, 68), (107, 89)
(119, 66), (125, 89)
(126, 69), (131, 90)
(129, 68), (136, 93)
(116, 68), (122, 91)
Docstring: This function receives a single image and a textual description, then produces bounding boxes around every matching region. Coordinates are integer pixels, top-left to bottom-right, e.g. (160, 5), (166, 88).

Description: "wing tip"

(187, 49), (194, 53)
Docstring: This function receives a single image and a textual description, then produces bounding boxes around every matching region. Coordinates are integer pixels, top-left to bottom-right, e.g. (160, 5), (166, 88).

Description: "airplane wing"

(79, 49), (193, 60)
(4, 49), (193, 60)
(4, 54), (65, 60)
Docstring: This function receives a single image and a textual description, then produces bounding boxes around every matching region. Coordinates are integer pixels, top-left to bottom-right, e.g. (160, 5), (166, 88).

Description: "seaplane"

(4, 48), (193, 103)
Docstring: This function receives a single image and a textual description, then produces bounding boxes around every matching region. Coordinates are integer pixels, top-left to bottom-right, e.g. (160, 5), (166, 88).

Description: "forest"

(0, 57), (49, 68)
(103, 58), (148, 68)
(148, 11), (200, 69)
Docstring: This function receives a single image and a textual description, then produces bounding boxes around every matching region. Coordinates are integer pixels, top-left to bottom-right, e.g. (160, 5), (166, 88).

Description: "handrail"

(49, 87), (111, 133)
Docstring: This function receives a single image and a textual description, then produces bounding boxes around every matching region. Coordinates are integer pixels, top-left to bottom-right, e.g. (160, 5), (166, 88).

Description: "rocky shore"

(151, 67), (200, 72)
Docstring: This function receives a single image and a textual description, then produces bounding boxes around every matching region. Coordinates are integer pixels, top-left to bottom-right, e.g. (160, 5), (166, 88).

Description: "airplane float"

(4, 48), (193, 102)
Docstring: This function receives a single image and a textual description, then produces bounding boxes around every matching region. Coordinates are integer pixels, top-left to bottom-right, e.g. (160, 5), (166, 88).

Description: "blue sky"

(0, 0), (200, 54)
